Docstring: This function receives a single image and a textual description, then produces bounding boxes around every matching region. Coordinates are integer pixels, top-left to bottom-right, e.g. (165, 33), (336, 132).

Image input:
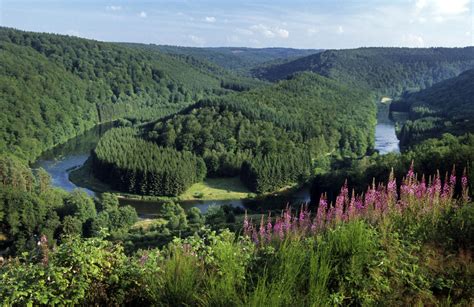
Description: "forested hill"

(0, 27), (256, 161)
(253, 47), (474, 97)
(93, 72), (376, 195)
(127, 44), (321, 75)
(391, 68), (474, 147)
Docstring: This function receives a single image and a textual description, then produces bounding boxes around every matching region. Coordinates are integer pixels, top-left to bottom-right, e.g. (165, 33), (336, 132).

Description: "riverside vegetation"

(1, 26), (474, 305)
(1, 166), (473, 305)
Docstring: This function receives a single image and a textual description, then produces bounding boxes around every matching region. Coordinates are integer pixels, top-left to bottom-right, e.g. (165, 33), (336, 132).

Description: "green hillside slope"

(0, 27), (255, 161)
(133, 45), (321, 75)
(391, 68), (474, 147)
(254, 47), (474, 97)
(92, 72), (376, 194)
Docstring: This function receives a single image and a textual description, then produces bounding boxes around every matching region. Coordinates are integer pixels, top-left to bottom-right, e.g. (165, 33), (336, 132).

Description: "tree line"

(92, 127), (206, 196)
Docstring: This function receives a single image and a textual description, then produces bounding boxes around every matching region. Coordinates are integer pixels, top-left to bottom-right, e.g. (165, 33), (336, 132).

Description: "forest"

(130, 44), (322, 76)
(391, 68), (474, 147)
(91, 72), (376, 194)
(254, 47), (474, 97)
(92, 127), (206, 196)
(0, 25), (473, 305)
(0, 27), (259, 161)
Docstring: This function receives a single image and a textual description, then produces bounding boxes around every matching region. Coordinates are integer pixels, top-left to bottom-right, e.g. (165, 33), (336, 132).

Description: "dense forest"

(254, 47), (474, 97)
(0, 27), (258, 161)
(133, 45), (322, 76)
(391, 68), (474, 147)
(0, 154), (138, 255)
(92, 72), (376, 194)
(92, 127), (206, 196)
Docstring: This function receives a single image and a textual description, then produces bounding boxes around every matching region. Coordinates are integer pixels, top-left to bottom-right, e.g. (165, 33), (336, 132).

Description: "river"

(375, 99), (400, 155)
(33, 104), (399, 217)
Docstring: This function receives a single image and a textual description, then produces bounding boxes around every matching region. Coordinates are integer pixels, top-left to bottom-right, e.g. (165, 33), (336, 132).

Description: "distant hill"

(125, 44), (322, 75)
(0, 27), (258, 161)
(253, 47), (474, 97)
(391, 68), (474, 147)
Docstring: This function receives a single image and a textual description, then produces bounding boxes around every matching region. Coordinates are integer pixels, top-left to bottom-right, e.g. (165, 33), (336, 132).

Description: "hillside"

(391, 68), (474, 147)
(132, 45), (321, 75)
(92, 72), (376, 194)
(253, 47), (474, 97)
(0, 27), (256, 161)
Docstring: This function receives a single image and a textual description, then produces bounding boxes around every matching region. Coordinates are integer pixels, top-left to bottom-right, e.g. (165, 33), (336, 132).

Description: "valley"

(1, 19), (473, 306)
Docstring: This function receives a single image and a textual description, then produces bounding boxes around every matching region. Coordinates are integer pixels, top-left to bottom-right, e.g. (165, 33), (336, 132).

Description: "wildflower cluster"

(243, 165), (469, 244)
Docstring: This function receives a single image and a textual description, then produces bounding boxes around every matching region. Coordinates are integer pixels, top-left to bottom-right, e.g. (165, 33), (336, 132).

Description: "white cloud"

(337, 25), (344, 34)
(205, 16), (216, 23)
(276, 28), (289, 38)
(106, 5), (122, 11)
(415, 0), (469, 22)
(251, 24), (275, 38)
(250, 24), (289, 39)
(189, 35), (205, 46)
(139, 11), (147, 18)
(402, 33), (425, 47)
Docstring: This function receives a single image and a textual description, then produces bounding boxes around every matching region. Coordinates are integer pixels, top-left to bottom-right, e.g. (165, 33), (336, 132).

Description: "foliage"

(0, 27), (253, 161)
(92, 127), (206, 196)
(0, 155), (137, 254)
(145, 72), (376, 193)
(136, 44), (321, 76)
(391, 68), (474, 147)
(1, 180), (472, 305)
(311, 133), (474, 203)
(254, 47), (474, 97)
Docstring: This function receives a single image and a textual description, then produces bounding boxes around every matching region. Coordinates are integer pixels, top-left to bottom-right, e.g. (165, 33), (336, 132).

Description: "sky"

(0, 0), (472, 49)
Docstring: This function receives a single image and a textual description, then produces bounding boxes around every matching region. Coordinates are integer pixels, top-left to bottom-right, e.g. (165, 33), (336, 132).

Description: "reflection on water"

(375, 123), (400, 154)
(120, 186), (311, 219)
(32, 124), (115, 196)
(34, 154), (93, 195)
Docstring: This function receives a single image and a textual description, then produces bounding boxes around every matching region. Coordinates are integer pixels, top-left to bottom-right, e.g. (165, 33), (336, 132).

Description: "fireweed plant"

(243, 164), (470, 244)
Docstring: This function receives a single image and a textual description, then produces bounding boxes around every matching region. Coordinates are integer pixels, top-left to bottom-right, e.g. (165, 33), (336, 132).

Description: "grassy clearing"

(178, 177), (255, 201)
(131, 218), (168, 231)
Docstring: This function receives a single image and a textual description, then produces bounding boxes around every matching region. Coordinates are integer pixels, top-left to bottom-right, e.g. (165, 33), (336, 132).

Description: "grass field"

(178, 177), (255, 200)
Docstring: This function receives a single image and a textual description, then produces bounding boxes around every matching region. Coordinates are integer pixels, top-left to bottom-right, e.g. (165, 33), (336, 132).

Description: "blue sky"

(1, 0), (472, 48)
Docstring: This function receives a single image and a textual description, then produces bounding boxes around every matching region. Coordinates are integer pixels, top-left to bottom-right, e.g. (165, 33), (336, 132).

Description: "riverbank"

(69, 157), (304, 202)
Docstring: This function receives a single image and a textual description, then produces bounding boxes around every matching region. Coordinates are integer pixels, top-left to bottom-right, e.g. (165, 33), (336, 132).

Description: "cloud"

(106, 5), (122, 11)
(139, 11), (147, 18)
(189, 35), (205, 46)
(337, 25), (344, 34)
(276, 28), (289, 38)
(205, 16), (216, 23)
(250, 24), (289, 39)
(402, 33), (425, 47)
(414, 0), (469, 22)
